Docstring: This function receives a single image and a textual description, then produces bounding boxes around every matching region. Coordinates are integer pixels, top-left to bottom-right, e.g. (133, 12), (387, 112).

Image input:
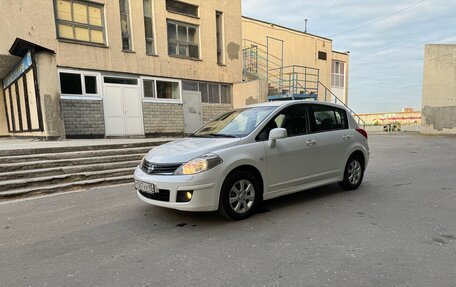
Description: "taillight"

(356, 128), (368, 139)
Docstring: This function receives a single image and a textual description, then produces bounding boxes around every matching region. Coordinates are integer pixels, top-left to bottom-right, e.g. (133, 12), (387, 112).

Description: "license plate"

(135, 180), (156, 194)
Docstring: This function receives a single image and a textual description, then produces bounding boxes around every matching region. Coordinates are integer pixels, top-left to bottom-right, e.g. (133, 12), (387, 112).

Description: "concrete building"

(1, 1), (351, 139)
(1, 0), (242, 138)
(237, 17), (350, 107)
(421, 44), (456, 134)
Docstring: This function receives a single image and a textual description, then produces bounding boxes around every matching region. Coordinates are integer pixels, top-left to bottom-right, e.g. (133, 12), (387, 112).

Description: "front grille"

(139, 189), (170, 202)
(141, 160), (182, 175)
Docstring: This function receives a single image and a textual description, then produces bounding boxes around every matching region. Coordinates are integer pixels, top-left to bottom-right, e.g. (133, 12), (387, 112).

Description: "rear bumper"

(134, 167), (220, 212)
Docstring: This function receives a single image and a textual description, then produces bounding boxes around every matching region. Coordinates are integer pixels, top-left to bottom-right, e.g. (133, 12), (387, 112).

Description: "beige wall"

(242, 18), (342, 88)
(241, 17), (349, 102)
(0, 0), (242, 84)
(233, 78), (268, 109)
(35, 52), (66, 138)
(421, 44), (456, 134)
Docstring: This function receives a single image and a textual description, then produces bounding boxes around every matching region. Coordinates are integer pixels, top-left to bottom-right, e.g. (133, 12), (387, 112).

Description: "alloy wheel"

(348, 160), (362, 185)
(229, 179), (255, 214)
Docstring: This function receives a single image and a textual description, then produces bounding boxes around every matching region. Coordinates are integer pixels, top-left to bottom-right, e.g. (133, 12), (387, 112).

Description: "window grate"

(182, 81), (199, 91)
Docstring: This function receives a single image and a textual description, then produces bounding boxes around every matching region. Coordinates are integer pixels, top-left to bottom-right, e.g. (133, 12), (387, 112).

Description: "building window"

(119, 0), (132, 51)
(157, 81), (180, 99)
(84, 76), (97, 94)
(331, 61), (345, 88)
(220, 85), (231, 104)
(59, 70), (101, 98)
(182, 81), (199, 91)
(167, 21), (199, 59)
(166, 0), (198, 17)
(55, 0), (105, 44)
(103, 77), (138, 85)
(143, 80), (155, 98)
(216, 11), (224, 64)
(143, 0), (155, 54)
(182, 81), (231, 104)
(60, 73), (83, 94)
(318, 51), (327, 60)
(142, 78), (181, 101)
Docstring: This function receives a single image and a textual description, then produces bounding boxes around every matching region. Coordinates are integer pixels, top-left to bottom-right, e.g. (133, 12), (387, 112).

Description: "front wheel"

(338, 156), (364, 190)
(219, 170), (261, 220)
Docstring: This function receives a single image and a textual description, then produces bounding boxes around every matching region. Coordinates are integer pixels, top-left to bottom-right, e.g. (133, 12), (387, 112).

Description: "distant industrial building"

(359, 108), (421, 126)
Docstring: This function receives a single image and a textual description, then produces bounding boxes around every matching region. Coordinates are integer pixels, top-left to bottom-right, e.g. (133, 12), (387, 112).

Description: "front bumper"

(134, 167), (220, 212)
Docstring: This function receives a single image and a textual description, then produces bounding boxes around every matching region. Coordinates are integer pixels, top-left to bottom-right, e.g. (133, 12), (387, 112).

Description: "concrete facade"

(1, 0), (241, 138)
(241, 17), (350, 103)
(421, 44), (456, 134)
(233, 78), (268, 109)
(1, 1), (351, 139)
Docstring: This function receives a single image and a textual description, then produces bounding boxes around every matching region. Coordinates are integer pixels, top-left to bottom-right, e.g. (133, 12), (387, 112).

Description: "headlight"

(174, 153), (223, 175)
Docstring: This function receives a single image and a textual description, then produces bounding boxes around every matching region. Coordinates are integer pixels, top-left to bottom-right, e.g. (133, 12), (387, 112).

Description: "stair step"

(0, 140), (171, 157)
(0, 153), (144, 173)
(0, 167), (136, 192)
(0, 146), (152, 163)
(0, 175), (135, 199)
(0, 160), (140, 181)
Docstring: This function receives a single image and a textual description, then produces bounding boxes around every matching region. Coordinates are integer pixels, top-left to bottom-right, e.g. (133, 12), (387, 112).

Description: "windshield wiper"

(209, 133), (236, 138)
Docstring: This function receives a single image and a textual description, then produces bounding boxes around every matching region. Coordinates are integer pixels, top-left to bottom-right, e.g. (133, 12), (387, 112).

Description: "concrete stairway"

(0, 140), (170, 199)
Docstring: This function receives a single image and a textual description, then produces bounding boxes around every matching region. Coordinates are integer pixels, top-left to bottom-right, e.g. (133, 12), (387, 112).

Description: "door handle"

(306, 139), (316, 146)
(343, 134), (351, 140)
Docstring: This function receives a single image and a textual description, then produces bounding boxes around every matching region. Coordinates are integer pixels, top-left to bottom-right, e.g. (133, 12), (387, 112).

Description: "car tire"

(219, 170), (261, 220)
(338, 155), (364, 191)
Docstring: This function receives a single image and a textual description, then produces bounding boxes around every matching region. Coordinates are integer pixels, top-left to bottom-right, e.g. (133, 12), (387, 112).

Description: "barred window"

(209, 84), (220, 103)
(55, 0), (105, 45)
(182, 81), (198, 91)
(199, 83), (209, 103)
(220, 85), (231, 104)
(197, 82), (231, 104)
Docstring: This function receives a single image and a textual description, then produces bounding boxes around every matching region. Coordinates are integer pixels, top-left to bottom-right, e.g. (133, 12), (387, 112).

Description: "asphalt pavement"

(1, 134), (455, 287)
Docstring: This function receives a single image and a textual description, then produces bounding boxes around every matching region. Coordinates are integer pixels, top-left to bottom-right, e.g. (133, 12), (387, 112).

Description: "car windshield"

(191, 106), (277, 138)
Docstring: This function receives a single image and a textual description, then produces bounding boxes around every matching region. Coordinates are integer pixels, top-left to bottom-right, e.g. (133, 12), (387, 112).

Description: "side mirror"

(269, 128), (287, 148)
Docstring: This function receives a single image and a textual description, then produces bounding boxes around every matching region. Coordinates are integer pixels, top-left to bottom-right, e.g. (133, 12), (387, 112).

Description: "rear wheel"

(338, 155), (364, 190)
(219, 170), (261, 220)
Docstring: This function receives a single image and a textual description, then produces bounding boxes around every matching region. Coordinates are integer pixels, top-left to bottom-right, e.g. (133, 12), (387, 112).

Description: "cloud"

(243, 0), (456, 113)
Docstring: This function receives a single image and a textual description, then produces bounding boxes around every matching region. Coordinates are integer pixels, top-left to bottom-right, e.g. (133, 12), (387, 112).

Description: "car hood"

(144, 137), (241, 163)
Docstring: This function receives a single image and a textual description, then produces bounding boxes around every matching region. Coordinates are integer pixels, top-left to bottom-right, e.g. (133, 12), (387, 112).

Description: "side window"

(310, 105), (348, 132)
(256, 105), (308, 141)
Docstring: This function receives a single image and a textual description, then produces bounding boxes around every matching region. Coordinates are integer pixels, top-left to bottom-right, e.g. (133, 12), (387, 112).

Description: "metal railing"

(318, 81), (366, 128)
(242, 39), (365, 128)
(268, 65), (319, 98)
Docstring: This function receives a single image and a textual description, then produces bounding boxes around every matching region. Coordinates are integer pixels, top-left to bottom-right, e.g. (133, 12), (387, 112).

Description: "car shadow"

(137, 183), (350, 227)
(260, 183), (346, 211)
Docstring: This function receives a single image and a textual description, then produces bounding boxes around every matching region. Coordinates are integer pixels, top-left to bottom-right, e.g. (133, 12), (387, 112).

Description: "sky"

(242, 0), (456, 113)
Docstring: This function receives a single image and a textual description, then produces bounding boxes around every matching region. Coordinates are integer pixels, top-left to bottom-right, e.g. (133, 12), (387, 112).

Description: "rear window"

(310, 105), (348, 132)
